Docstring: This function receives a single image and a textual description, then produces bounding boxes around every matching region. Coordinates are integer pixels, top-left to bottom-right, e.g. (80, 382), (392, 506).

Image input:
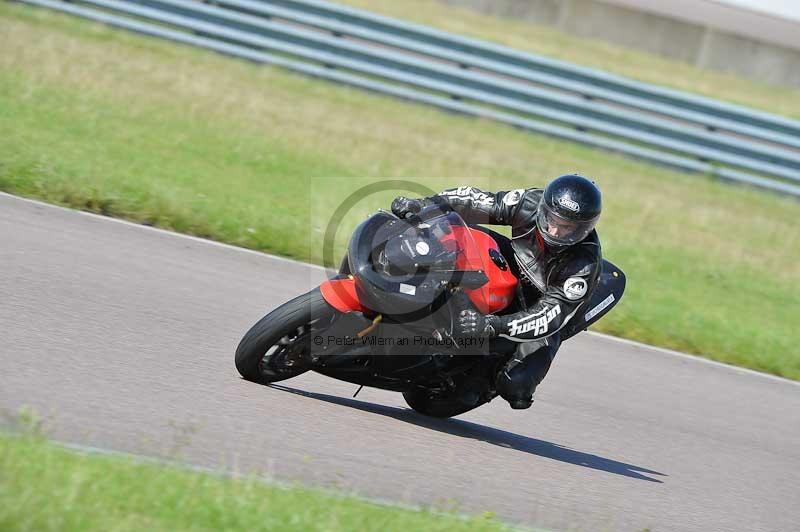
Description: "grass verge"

(1, 3), (798, 379)
(0, 433), (507, 531)
(338, 0), (800, 118)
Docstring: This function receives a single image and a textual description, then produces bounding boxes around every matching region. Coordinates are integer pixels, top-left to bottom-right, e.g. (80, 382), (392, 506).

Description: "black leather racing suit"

(423, 186), (603, 407)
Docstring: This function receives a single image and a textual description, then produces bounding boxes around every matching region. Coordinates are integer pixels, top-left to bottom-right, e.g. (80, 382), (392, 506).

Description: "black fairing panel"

(347, 213), (447, 315)
(559, 259), (626, 341)
(309, 310), (490, 392)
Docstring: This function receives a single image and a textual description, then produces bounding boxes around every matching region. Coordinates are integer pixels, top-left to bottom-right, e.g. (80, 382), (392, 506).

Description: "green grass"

(338, 0), (800, 118)
(1, 3), (799, 380)
(0, 433), (507, 531)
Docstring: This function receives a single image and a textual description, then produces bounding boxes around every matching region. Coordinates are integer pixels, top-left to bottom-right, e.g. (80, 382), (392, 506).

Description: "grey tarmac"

(1, 193), (798, 531)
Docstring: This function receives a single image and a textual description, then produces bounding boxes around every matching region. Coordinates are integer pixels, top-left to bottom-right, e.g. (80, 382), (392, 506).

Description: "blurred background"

(438, 0), (800, 87)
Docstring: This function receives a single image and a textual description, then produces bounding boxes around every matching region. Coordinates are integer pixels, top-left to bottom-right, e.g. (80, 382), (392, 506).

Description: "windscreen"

(429, 212), (486, 274)
(374, 210), (487, 277)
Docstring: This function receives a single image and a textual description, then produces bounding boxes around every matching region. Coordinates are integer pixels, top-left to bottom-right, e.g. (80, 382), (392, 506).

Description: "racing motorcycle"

(235, 205), (625, 417)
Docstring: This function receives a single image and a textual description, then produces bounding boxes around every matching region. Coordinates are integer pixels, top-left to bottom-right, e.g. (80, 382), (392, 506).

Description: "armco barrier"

(16, 0), (800, 197)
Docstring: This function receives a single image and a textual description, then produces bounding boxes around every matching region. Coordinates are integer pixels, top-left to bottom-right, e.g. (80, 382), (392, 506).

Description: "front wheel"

(235, 288), (336, 384)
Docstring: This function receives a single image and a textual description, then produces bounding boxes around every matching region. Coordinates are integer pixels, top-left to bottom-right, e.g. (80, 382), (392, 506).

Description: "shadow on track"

(268, 384), (666, 483)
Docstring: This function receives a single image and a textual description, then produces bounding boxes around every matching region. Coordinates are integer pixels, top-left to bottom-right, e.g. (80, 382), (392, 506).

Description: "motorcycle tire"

(235, 288), (335, 384)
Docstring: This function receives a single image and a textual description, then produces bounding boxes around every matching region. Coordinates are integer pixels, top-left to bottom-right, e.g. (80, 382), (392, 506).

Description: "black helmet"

(536, 174), (601, 247)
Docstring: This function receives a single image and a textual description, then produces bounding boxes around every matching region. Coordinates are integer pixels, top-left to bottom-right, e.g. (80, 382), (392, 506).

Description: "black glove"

(391, 196), (424, 219)
(457, 309), (500, 338)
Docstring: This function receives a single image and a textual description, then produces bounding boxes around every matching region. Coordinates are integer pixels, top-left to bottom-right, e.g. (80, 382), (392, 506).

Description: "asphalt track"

(1, 193), (798, 531)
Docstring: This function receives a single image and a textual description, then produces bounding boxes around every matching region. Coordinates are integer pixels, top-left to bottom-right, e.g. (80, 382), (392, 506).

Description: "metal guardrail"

(16, 0), (800, 197)
(269, 0), (800, 143)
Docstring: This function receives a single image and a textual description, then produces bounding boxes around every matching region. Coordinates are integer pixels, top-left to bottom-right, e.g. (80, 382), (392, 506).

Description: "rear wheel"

(402, 388), (485, 418)
(235, 288), (336, 384)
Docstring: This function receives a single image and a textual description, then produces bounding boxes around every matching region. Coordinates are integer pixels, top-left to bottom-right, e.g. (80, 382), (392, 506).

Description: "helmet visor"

(536, 202), (598, 246)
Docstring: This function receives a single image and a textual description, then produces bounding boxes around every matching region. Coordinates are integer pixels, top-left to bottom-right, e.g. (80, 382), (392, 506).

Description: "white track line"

(586, 332), (798, 386)
(0, 192), (327, 271)
(3, 191), (797, 387)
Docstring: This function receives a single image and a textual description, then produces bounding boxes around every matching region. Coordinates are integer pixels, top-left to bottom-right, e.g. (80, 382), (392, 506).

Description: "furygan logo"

(507, 305), (561, 337)
(558, 197), (580, 212)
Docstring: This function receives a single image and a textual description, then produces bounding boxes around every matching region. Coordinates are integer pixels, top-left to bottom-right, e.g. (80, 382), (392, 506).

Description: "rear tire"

(235, 288), (336, 384)
(403, 388), (485, 418)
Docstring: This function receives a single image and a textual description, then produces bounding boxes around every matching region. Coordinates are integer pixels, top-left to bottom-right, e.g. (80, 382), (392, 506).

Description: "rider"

(391, 175), (602, 409)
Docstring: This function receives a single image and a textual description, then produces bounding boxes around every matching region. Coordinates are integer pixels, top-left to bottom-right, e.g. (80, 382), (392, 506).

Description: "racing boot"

(495, 336), (560, 409)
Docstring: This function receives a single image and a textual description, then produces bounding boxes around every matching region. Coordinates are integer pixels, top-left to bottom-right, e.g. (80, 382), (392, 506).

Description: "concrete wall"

(436, 0), (800, 88)
(698, 31), (800, 87)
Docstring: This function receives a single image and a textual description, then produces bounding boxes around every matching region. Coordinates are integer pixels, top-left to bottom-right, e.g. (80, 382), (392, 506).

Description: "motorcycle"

(235, 205), (625, 417)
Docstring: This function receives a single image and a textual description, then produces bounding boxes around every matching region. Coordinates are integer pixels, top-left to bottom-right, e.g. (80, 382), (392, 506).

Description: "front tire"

(235, 288), (336, 384)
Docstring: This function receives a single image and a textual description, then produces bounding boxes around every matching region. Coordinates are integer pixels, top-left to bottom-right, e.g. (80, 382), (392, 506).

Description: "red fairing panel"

(442, 227), (518, 314)
(319, 278), (365, 313)
(463, 229), (518, 314)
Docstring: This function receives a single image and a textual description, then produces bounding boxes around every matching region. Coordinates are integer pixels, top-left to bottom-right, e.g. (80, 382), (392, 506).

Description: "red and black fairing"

(314, 207), (625, 393)
(319, 209), (517, 318)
